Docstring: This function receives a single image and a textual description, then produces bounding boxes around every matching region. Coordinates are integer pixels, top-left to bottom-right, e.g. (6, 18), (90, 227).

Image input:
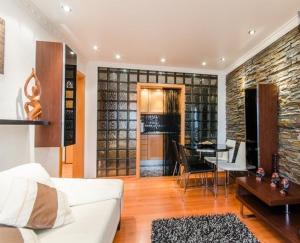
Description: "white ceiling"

(30, 0), (300, 70)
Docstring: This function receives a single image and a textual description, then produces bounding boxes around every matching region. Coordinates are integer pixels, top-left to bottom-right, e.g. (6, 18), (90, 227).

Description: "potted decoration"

(256, 167), (265, 182)
(280, 177), (290, 196)
(270, 172), (280, 188)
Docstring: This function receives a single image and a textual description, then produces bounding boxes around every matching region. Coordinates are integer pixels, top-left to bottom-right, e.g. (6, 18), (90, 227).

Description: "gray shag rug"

(151, 213), (259, 243)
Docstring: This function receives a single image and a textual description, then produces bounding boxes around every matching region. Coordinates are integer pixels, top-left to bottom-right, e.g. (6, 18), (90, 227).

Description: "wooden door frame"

(59, 71), (85, 178)
(72, 71), (85, 177)
(136, 83), (185, 178)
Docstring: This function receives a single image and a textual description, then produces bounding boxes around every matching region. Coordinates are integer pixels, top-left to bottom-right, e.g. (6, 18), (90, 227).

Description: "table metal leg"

(285, 204), (290, 214)
(225, 170), (228, 198)
(215, 152), (218, 198)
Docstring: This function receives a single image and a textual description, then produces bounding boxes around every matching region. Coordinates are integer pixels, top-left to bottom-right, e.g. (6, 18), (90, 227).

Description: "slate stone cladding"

(226, 27), (300, 182)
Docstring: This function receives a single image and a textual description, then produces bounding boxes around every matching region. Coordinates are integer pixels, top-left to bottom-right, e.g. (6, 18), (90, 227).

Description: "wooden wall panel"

(35, 41), (63, 147)
(258, 83), (278, 175)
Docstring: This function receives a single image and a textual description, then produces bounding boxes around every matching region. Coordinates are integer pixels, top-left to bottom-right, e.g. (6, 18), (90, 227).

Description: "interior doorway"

(61, 71), (85, 178)
(136, 83), (185, 178)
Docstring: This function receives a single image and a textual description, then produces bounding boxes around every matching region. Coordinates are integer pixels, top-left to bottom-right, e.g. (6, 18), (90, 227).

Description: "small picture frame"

(0, 17), (5, 74)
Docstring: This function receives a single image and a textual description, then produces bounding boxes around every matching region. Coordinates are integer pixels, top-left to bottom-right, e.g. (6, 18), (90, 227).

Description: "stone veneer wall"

(226, 26), (300, 183)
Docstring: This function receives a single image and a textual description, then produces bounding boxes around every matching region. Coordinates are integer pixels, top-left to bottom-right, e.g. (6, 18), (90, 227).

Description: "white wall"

(84, 62), (98, 178)
(84, 61), (226, 178)
(0, 0), (86, 175)
(0, 0), (225, 178)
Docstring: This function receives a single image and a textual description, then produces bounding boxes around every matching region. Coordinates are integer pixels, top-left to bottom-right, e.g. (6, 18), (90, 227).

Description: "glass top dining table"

(185, 144), (234, 197)
(185, 144), (232, 152)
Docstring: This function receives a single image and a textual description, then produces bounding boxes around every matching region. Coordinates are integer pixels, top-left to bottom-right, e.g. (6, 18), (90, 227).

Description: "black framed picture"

(0, 17), (5, 74)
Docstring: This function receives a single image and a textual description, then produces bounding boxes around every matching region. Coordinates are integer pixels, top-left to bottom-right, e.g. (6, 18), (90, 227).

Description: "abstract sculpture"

(280, 178), (290, 196)
(24, 68), (42, 120)
(270, 172), (280, 188)
(256, 167), (265, 182)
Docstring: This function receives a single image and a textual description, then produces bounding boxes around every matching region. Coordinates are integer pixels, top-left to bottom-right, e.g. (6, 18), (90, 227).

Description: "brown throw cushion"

(0, 226), (23, 243)
(0, 177), (73, 229)
(27, 183), (58, 229)
(0, 226), (39, 243)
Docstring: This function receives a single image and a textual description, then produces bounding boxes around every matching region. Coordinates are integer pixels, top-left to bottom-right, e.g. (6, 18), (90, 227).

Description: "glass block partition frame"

(97, 67), (218, 177)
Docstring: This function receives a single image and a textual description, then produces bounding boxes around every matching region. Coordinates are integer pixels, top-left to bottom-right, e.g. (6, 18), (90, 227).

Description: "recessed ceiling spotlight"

(248, 29), (256, 35)
(61, 4), (72, 13)
(220, 57), (226, 62)
(160, 58), (166, 63)
(93, 45), (99, 51)
(115, 54), (121, 60)
(202, 61), (207, 66)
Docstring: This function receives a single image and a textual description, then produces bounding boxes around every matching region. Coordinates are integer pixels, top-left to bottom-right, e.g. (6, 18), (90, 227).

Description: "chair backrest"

(233, 142), (246, 169)
(226, 139), (236, 163)
(178, 145), (190, 172)
(172, 140), (180, 164)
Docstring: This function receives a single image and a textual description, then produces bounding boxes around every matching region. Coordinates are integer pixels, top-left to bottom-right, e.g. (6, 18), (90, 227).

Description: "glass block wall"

(97, 67), (218, 177)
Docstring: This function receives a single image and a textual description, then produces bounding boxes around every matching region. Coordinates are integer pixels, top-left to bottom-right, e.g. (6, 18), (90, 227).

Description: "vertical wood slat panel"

(35, 41), (63, 147)
(258, 83), (278, 174)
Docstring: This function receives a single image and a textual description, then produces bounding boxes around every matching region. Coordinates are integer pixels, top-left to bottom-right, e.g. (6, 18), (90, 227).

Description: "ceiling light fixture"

(248, 29), (256, 35)
(202, 61), (207, 66)
(115, 54), (121, 60)
(70, 51), (75, 55)
(61, 4), (72, 13)
(93, 45), (99, 51)
(160, 58), (166, 63)
(220, 57), (225, 62)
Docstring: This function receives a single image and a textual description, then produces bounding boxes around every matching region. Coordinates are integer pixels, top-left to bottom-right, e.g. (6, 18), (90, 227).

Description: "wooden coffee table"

(236, 176), (300, 243)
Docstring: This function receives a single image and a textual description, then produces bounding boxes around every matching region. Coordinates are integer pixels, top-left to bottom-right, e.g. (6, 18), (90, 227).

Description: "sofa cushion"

(37, 199), (120, 243)
(0, 163), (54, 215)
(0, 226), (40, 243)
(0, 163), (54, 187)
(0, 177), (73, 229)
(51, 178), (123, 206)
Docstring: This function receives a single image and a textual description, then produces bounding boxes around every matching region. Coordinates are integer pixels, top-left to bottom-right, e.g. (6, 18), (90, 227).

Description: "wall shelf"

(0, 119), (50, 126)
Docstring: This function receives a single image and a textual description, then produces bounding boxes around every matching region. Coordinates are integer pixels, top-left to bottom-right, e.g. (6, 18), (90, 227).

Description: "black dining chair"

(171, 140), (186, 185)
(172, 140), (181, 176)
(178, 144), (216, 193)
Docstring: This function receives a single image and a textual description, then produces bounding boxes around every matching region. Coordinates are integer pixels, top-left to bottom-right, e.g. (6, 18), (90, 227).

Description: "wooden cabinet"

(245, 83), (278, 174)
(140, 134), (163, 160)
(149, 89), (164, 113)
(140, 88), (164, 113)
(35, 41), (77, 147)
(141, 89), (149, 113)
(147, 135), (163, 160)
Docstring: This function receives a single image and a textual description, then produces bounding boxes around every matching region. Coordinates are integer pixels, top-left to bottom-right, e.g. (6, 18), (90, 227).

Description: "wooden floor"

(114, 176), (285, 243)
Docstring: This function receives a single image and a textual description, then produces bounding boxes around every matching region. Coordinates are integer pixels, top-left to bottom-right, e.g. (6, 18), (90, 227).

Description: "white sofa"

(0, 163), (124, 243)
(38, 178), (124, 243)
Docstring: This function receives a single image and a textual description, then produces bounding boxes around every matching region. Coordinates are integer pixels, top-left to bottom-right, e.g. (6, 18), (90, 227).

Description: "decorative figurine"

(270, 172), (280, 188)
(272, 153), (279, 172)
(24, 68), (42, 120)
(256, 168), (265, 182)
(280, 177), (290, 196)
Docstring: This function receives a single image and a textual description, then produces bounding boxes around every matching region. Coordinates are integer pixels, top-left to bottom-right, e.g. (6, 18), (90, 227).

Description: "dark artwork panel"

(0, 17), (5, 74)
